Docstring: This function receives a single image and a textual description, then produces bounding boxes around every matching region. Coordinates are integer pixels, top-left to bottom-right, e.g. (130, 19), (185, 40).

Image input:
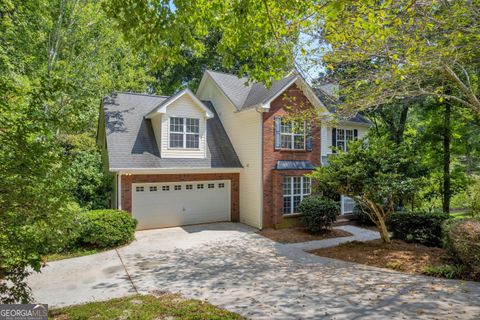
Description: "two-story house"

(97, 70), (369, 230)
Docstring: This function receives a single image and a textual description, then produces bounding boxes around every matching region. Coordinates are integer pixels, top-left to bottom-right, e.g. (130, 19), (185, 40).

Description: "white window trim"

(280, 120), (306, 150)
(168, 116), (201, 150)
(283, 176), (311, 215)
(336, 128), (354, 152)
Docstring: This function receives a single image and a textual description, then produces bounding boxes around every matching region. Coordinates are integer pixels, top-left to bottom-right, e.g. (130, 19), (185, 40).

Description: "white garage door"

(132, 180), (231, 230)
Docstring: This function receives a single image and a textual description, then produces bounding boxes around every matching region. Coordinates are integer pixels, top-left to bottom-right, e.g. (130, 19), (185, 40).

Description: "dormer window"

(169, 117), (200, 149)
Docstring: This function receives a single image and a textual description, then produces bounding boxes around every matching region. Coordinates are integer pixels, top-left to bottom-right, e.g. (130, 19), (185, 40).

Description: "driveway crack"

(115, 248), (139, 294)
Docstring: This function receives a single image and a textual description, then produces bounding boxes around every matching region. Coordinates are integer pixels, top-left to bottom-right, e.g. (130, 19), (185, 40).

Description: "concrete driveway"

(29, 222), (480, 319)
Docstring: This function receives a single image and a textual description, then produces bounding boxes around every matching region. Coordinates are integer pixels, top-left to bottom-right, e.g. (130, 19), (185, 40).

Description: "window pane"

(293, 196), (302, 213)
(337, 129), (345, 141)
(292, 120), (305, 134)
(280, 134), (292, 149)
(186, 134), (199, 148)
(283, 177), (291, 196)
(170, 117), (184, 132)
(294, 135), (304, 149)
(293, 177), (302, 195)
(337, 141), (345, 152)
(283, 196), (292, 214)
(186, 118), (199, 133)
(303, 177), (311, 195)
(170, 133), (183, 148)
(346, 130), (353, 141)
(280, 120), (292, 133)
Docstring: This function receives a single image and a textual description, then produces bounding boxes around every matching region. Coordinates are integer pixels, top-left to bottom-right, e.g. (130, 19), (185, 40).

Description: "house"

(97, 70), (370, 230)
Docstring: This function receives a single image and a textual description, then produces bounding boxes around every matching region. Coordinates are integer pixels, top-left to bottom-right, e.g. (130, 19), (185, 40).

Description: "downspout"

(118, 173), (122, 210)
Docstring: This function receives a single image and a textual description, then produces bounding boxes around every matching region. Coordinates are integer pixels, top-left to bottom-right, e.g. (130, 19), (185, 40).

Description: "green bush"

(443, 218), (480, 275)
(422, 264), (469, 279)
(387, 211), (450, 247)
(299, 196), (339, 233)
(467, 178), (480, 217)
(80, 209), (137, 248)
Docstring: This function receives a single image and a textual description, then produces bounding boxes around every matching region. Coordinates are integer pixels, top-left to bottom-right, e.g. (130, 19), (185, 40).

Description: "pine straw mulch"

(258, 227), (352, 244)
(310, 239), (448, 274)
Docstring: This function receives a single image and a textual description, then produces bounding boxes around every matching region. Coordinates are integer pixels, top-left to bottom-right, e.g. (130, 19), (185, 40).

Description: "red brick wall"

(121, 173), (240, 222)
(262, 83), (321, 228)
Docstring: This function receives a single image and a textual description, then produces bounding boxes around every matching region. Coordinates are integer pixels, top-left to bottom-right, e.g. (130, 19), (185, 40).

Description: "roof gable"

(145, 88), (214, 119)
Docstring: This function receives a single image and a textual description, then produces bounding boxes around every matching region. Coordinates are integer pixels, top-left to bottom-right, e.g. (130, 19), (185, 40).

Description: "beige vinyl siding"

(197, 79), (263, 228)
(321, 123), (368, 158)
(158, 94), (207, 159)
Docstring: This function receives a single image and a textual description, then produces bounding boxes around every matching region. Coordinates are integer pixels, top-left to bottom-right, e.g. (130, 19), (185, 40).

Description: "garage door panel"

(132, 180), (230, 230)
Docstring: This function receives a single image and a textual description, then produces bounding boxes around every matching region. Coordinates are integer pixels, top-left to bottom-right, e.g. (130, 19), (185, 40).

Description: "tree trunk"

(443, 102), (451, 214)
(364, 198), (391, 243)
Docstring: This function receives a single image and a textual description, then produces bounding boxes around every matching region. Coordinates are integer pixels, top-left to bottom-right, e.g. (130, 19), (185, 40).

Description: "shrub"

(79, 209), (137, 248)
(467, 178), (480, 217)
(443, 218), (480, 275)
(387, 211), (450, 247)
(299, 196), (339, 233)
(422, 264), (469, 279)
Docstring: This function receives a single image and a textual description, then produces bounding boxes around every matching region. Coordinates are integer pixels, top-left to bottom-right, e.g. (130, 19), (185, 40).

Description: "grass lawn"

(49, 293), (242, 320)
(258, 227), (352, 244)
(450, 211), (477, 219)
(310, 239), (477, 281)
(43, 248), (102, 262)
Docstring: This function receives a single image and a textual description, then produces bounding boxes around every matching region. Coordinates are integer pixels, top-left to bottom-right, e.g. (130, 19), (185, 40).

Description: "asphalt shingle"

(102, 92), (242, 170)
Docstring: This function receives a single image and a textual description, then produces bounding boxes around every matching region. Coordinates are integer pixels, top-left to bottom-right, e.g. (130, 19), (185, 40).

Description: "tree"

(0, 0), (153, 302)
(106, 1), (480, 115)
(313, 0), (480, 115)
(310, 137), (425, 243)
(104, 0), (301, 85)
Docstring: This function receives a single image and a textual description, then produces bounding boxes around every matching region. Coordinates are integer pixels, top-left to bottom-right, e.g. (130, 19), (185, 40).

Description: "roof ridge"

(114, 91), (170, 98)
(206, 69), (248, 80)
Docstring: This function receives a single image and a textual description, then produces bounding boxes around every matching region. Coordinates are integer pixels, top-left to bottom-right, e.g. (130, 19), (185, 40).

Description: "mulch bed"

(310, 239), (448, 274)
(258, 227), (352, 244)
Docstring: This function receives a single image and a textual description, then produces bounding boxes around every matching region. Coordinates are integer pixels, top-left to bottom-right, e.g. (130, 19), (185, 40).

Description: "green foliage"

(352, 202), (376, 226)
(104, 0), (301, 86)
(467, 178), (480, 217)
(0, 0), (151, 302)
(387, 212), (451, 247)
(79, 210), (137, 249)
(310, 135), (425, 242)
(299, 196), (339, 234)
(422, 264), (469, 280)
(63, 134), (113, 209)
(442, 218), (480, 275)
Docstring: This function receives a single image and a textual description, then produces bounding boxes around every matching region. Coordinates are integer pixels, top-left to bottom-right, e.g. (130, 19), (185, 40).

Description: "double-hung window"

(333, 128), (356, 152)
(283, 176), (311, 215)
(275, 117), (312, 150)
(169, 117), (200, 149)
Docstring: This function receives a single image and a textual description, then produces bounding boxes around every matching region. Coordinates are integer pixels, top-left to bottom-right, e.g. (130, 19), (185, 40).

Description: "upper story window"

(332, 128), (358, 153)
(169, 117), (200, 149)
(274, 117), (312, 151)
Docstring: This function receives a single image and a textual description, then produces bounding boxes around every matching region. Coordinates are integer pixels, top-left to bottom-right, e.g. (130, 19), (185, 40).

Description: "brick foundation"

(120, 173), (240, 222)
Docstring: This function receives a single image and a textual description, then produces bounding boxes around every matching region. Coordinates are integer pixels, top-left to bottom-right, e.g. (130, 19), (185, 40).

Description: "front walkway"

(29, 223), (480, 319)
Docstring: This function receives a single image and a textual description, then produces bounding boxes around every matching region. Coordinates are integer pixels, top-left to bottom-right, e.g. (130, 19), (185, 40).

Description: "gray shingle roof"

(102, 92), (242, 170)
(207, 70), (370, 125)
(206, 70), (297, 111)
